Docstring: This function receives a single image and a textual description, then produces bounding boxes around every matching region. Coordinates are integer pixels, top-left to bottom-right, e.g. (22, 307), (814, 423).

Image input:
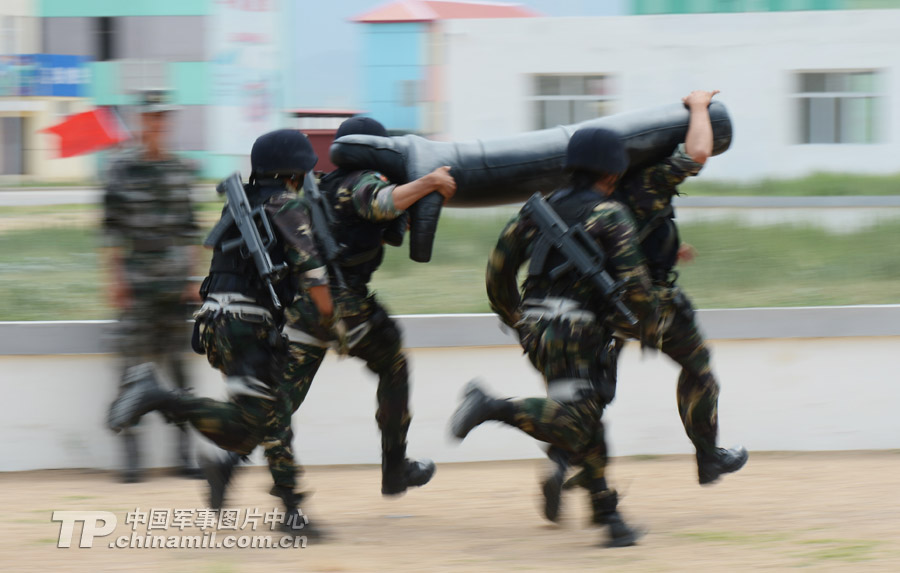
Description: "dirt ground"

(2, 451), (899, 572)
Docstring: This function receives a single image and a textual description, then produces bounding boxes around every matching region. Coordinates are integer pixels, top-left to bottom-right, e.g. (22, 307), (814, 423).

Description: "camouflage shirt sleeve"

(173, 158), (200, 240)
(348, 170), (402, 222)
(486, 213), (536, 327)
(625, 143), (704, 221)
(266, 193), (329, 289)
(585, 200), (658, 331)
(101, 157), (129, 247)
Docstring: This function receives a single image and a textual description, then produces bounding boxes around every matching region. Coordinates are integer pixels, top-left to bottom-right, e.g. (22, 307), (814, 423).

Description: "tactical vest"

(319, 170), (388, 291)
(203, 184), (294, 313)
(638, 208), (679, 283)
(611, 184), (680, 284)
(525, 186), (610, 302)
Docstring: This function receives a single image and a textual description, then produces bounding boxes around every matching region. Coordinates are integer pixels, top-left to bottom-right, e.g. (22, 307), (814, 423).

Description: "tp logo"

(52, 511), (117, 548)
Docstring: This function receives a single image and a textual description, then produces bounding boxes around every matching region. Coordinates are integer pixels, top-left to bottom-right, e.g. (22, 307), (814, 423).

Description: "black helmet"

(250, 129), (317, 178)
(335, 116), (388, 139)
(565, 127), (628, 176)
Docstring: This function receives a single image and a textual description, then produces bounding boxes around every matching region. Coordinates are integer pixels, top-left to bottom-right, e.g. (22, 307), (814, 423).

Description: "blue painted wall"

(360, 23), (426, 132)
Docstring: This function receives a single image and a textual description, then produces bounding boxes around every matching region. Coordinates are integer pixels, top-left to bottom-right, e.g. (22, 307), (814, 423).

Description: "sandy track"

(3, 452), (899, 572)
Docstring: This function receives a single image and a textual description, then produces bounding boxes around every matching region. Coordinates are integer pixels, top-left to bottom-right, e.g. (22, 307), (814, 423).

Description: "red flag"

(41, 108), (130, 158)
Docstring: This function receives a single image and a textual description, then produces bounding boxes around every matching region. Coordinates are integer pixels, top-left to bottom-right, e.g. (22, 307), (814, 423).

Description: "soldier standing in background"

(101, 89), (201, 483)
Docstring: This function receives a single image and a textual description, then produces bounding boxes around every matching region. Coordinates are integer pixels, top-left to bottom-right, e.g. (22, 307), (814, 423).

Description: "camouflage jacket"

(317, 169), (404, 290)
(102, 147), (198, 285)
(262, 189), (330, 292)
(486, 191), (657, 335)
(612, 144), (704, 283)
(614, 143), (703, 225)
(330, 170), (403, 224)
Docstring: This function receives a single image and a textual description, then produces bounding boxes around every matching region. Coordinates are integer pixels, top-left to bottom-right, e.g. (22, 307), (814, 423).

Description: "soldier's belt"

(194, 293), (273, 324)
(520, 297), (596, 323)
(283, 321), (372, 351)
(282, 325), (330, 348)
(547, 378), (595, 403)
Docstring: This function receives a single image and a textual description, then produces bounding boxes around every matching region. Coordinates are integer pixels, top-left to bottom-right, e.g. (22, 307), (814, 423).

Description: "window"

(96, 17), (117, 61)
(793, 71), (882, 144)
(43, 18), (94, 57)
(530, 75), (616, 130)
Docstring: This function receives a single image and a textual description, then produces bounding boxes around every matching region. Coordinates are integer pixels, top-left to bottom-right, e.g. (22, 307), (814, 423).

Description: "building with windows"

(358, 0), (900, 180)
(365, 8), (900, 180)
(353, 0), (539, 136)
(1, 0), (95, 180)
(33, 0), (298, 179)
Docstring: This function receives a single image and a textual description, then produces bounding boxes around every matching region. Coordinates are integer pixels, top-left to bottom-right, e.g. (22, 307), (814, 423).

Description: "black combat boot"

(199, 450), (242, 509)
(381, 449), (436, 496)
(541, 447), (569, 523)
(107, 363), (183, 432)
(591, 489), (643, 548)
(449, 379), (510, 440)
(697, 446), (749, 485)
(270, 486), (327, 541)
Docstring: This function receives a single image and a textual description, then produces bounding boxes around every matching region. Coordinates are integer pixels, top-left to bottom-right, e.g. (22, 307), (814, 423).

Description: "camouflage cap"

(136, 88), (179, 113)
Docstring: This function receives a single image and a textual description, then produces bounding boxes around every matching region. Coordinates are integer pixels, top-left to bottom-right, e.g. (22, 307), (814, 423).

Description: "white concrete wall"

(2, 313), (899, 472)
(441, 10), (900, 181)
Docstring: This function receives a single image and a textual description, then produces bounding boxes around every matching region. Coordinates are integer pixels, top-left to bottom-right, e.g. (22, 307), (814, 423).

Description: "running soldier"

(108, 129), (334, 536)
(450, 127), (658, 547)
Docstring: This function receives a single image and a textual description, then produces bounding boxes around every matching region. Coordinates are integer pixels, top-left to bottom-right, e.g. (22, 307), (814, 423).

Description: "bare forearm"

(684, 104), (713, 164)
(391, 174), (436, 211)
(308, 285), (334, 319)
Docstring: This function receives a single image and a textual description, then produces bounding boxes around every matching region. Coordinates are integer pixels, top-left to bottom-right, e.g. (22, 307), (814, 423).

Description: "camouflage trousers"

(510, 313), (612, 483)
(115, 291), (191, 388)
(113, 291), (192, 467)
(283, 289), (411, 459)
(184, 313), (296, 491)
(657, 287), (720, 456)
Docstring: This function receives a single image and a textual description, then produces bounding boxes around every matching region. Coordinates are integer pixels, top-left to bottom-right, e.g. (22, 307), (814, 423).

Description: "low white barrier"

(1, 307), (898, 472)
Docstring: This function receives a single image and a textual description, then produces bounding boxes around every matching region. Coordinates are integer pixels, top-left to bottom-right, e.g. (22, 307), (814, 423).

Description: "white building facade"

(438, 10), (900, 181)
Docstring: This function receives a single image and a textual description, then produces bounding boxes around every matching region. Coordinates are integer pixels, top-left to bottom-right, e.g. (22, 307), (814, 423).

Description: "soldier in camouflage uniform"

(101, 89), (200, 483)
(108, 129), (335, 536)
(276, 117), (454, 497)
(450, 127), (657, 547)
(613, 90), (747, 486)
(558, 91), (748, 496)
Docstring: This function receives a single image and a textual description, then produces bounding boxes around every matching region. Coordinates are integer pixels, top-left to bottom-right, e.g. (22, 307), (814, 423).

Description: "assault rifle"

(522, 192), (638, 327)
(204, 172), (286, 309)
